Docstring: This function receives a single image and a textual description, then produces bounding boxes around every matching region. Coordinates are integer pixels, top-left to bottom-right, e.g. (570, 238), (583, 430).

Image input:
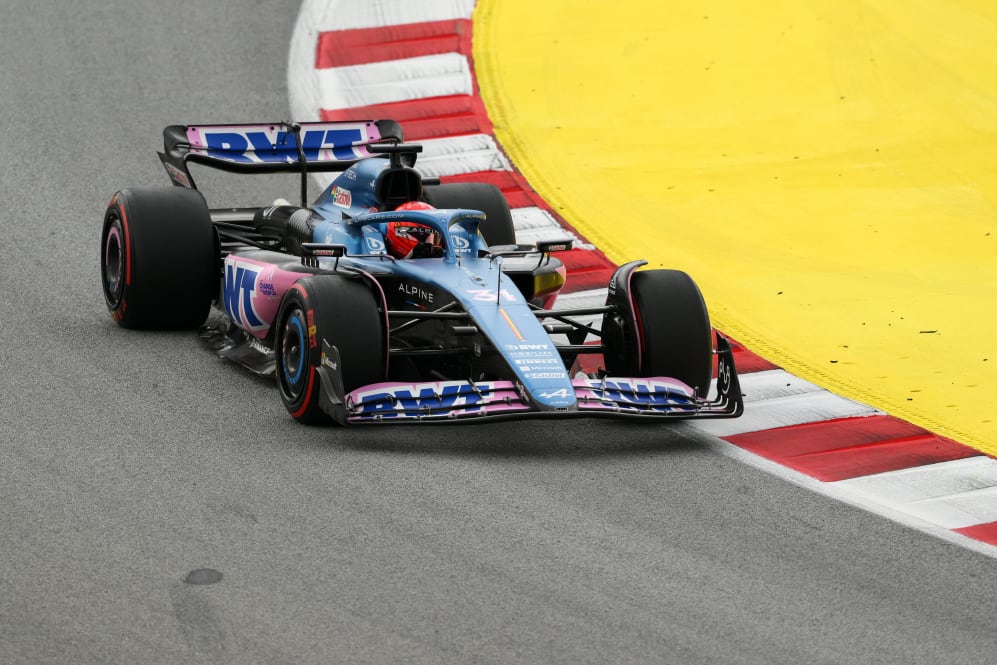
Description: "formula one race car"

(99, 120), (743, 424)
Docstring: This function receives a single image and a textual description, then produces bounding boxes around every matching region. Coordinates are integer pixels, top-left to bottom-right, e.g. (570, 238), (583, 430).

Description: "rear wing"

(158, 120), (404, 199)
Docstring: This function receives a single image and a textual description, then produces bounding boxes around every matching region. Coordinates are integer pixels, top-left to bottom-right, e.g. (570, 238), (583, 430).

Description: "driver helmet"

(385, 201), (444, 258)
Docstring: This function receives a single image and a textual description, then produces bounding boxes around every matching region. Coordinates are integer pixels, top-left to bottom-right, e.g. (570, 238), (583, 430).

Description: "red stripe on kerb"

(724, 415), (980, 482)
(954, 521), (997, 546)
(322, 95), (493, 140)
(316, 19), (472, 68)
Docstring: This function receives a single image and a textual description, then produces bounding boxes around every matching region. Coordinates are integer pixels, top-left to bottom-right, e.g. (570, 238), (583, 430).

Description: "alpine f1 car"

(99, 120), (743, 424)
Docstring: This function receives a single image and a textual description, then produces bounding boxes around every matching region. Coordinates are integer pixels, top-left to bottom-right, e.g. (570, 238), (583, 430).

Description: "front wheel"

(274, 276), (386, 425)
(603, 269), (714, 398)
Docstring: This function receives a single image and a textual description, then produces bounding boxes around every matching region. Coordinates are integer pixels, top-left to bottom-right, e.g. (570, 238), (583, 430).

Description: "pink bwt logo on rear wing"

(186, 122), (381, 164)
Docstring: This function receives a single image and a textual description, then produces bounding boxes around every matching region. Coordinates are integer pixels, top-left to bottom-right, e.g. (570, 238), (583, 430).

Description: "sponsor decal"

(306, 310), (317, 349)
(520, 365), (567, 378)
(717, 353), (733, 395)
(331, 186), (352, 209)
(164, 162), (191, 188)
(398, 283), (434, 304)
(190, 124), (371, 164)
(355, 382), (486, 417)
(309, 247), (344, 257)
(580, 378), (693, 407)
(224, 260), (265, 330)
(365, 236), (386, 253)
(505, 343), (552, 352)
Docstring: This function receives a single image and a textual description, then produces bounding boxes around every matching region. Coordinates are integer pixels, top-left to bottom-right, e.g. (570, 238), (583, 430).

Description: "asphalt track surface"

(0, 2), (995, 664)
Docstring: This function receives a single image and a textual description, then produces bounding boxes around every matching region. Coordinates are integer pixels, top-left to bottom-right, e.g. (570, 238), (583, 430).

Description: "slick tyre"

(615, 269), (714, 399)
(274, 276), (386, 425)
(423, 182), (516, 247)
(100, 187), (217, 329)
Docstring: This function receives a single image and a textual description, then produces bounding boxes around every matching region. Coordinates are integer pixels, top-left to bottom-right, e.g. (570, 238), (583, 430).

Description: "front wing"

(316, 336), (744, 424)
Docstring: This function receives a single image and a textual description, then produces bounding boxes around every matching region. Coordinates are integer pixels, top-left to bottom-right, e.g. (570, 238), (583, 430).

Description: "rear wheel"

(605, 269), (714, 398)
(274, 276), (386, 425)
(100, 187), (216, 329)
(424, 182), (516, 247)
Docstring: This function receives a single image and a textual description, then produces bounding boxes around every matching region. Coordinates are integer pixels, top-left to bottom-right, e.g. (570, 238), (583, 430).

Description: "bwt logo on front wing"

(354, 383), (495, 416)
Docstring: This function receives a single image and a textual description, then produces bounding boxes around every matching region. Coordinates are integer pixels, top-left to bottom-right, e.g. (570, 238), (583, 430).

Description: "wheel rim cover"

(103, 222), (124, 306)
(281, 310), (307, 393)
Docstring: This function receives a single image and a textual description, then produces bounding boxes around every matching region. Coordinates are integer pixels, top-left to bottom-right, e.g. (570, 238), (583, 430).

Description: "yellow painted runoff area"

(474, 0), (997, 455)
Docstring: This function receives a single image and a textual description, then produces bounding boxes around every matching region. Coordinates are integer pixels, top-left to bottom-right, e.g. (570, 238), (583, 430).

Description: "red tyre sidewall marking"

(110, 195), (131, 318)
